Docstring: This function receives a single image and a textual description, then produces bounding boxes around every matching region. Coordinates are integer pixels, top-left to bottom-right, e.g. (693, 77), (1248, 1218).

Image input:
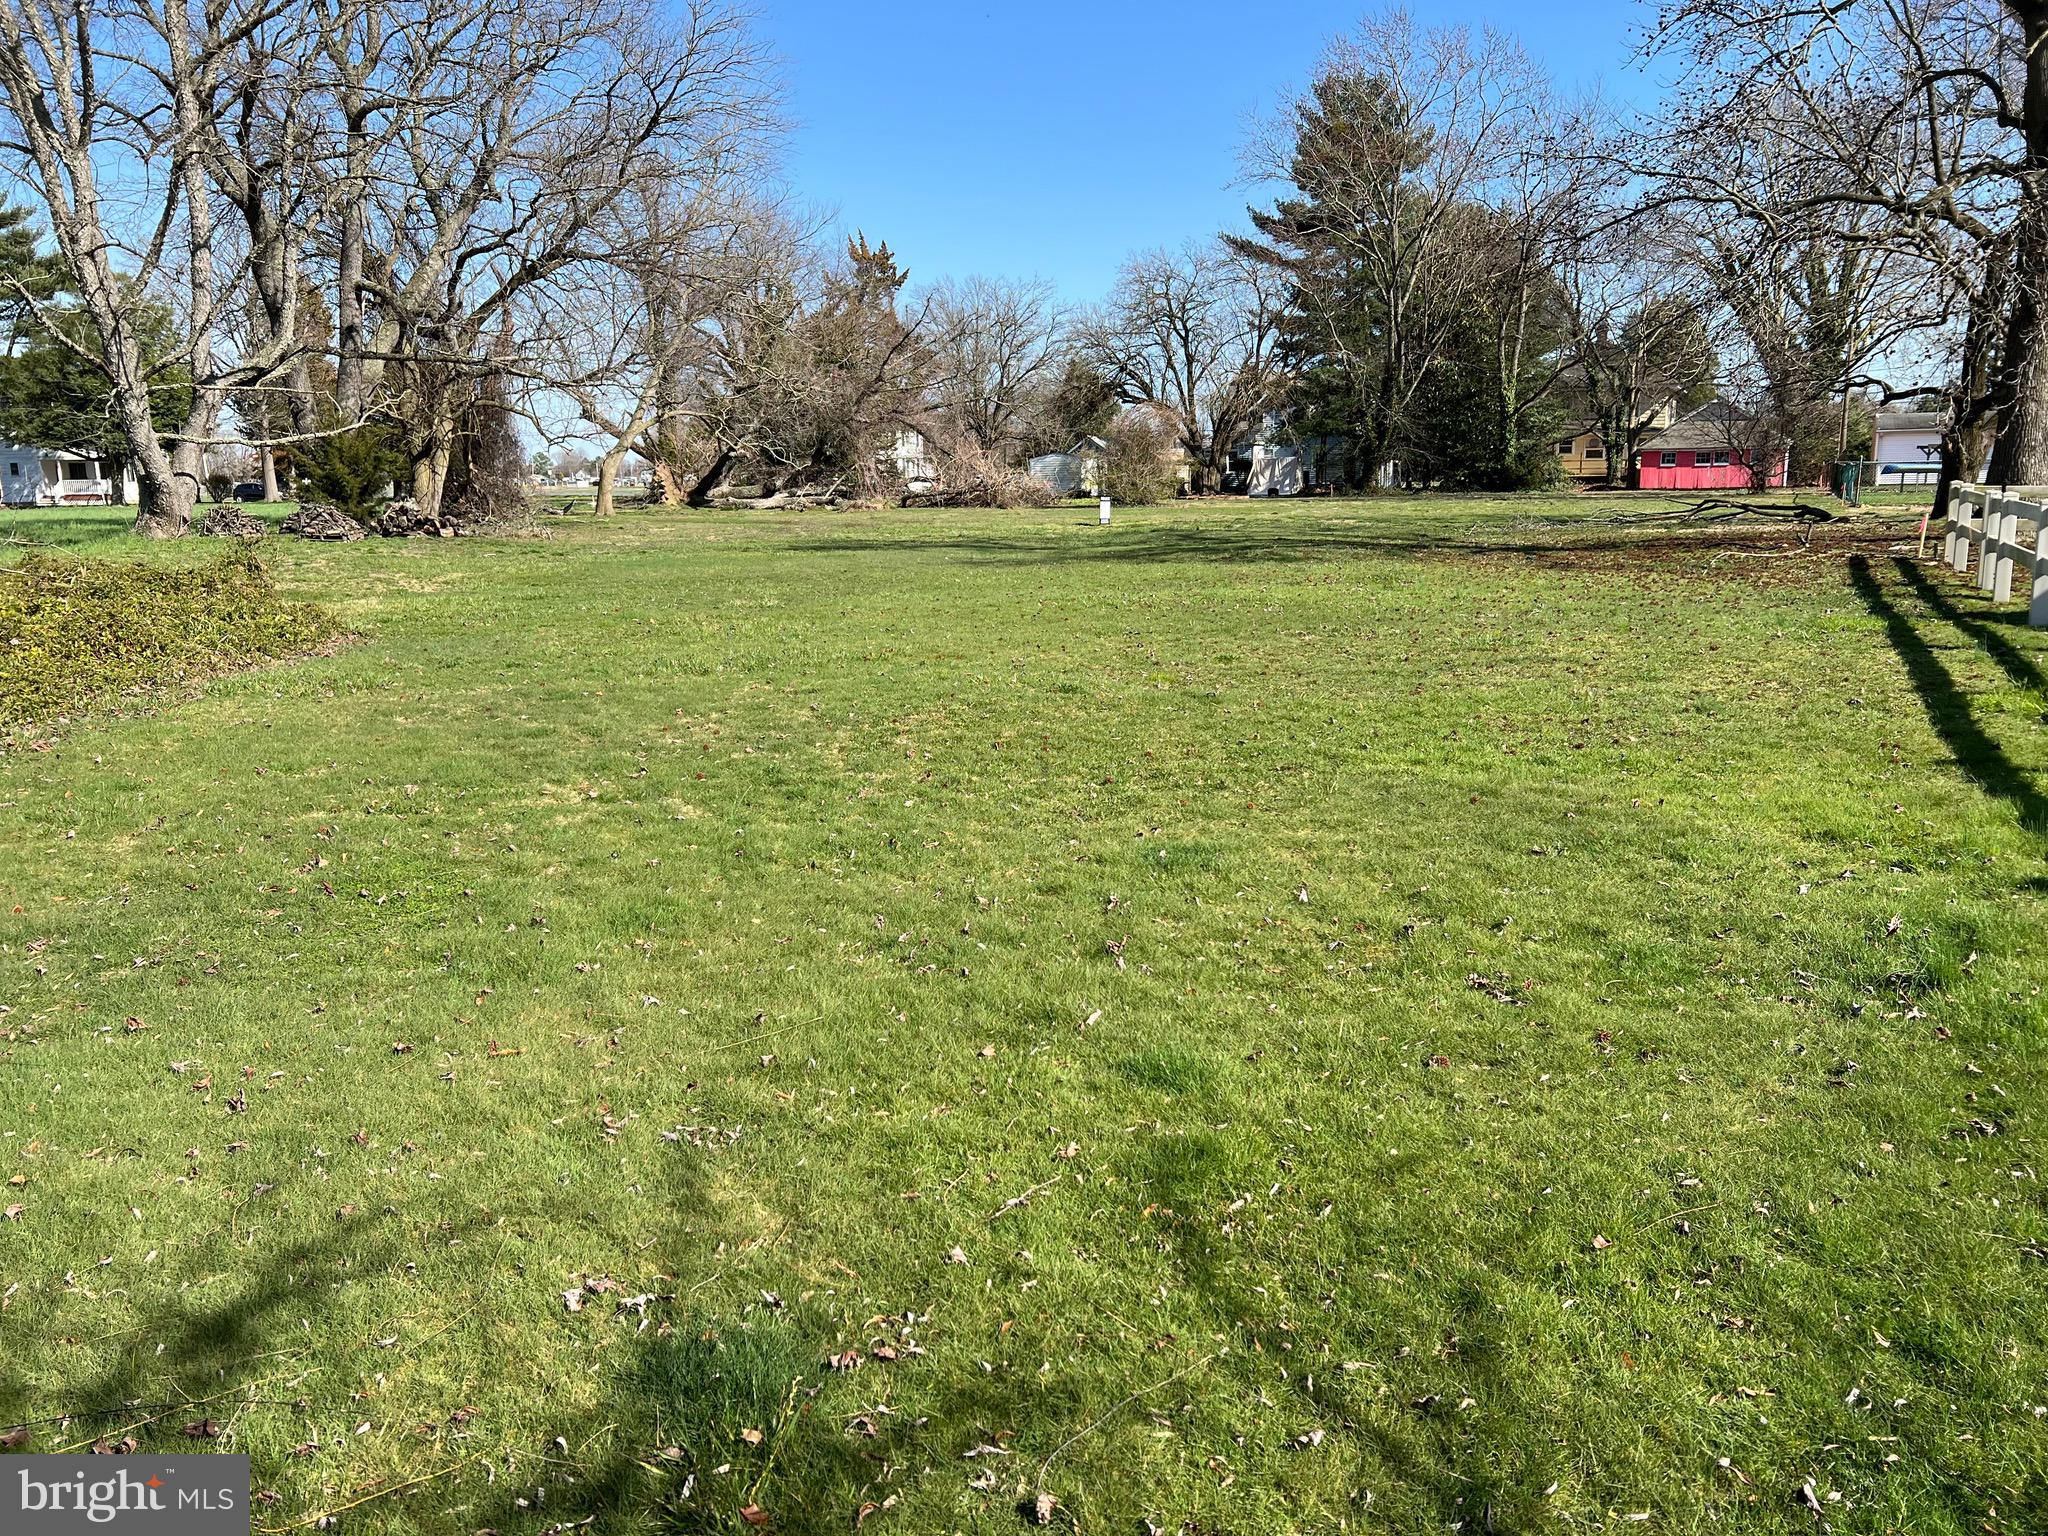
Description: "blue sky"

(753, 0), (1663, 306)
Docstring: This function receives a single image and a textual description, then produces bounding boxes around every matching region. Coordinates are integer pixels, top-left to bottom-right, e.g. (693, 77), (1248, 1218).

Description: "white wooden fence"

(1943, 484), (2048, 627)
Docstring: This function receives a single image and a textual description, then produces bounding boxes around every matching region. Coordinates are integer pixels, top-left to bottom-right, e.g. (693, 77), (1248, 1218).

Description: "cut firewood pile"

(280, 503), (365, 540)
(367, 497), (468, 537)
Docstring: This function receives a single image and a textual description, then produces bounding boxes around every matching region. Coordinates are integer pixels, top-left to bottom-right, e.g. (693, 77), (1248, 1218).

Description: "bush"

(1100, 413), (1182, 505)
(293, 425), (408, 522)
(0, 546), (336, 733)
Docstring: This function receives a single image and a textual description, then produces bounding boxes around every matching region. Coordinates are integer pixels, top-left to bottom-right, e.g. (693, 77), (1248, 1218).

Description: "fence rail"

(1943, 484), (2048, 627)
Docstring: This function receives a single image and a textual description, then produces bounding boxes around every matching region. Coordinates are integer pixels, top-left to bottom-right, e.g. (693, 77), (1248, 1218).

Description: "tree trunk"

(1987, 202), (2048, 484)
(131, 436), (199, 538)
(261, 445), (280, 501)
(413, 438), (450, 520)
(687, 445), (738, 507)
(335, 117), (370, 421)
(1990, 2), (2048, 483)
(594, 446), (627, 516)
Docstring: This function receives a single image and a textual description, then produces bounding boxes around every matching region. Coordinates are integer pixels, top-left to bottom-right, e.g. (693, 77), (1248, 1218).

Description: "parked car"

(232, 482), (266, 501)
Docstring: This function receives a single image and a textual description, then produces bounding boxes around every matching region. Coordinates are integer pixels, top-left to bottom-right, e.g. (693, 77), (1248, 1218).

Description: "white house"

(1871, 410), (1943, 487)
(1, 440), (138, 506)
(889, 428), (936, 489)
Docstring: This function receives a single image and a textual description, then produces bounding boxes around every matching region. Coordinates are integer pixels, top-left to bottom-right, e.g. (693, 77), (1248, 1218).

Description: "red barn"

(1633, 403), (1789, 490)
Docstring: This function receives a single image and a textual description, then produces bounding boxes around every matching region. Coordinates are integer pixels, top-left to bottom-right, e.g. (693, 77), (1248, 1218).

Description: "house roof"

(1874, 410), (1942, 433)
(1639, 402), (1753, 453)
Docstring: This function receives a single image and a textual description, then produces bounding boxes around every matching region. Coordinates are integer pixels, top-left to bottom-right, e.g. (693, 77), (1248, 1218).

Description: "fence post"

(1974, 495), (1990, 593)
(1994, 499), (2020, 601)
(2031, 508), (2048, 628)
(1941, 485), (1958, 566)
(1953, 490), (1975, 574)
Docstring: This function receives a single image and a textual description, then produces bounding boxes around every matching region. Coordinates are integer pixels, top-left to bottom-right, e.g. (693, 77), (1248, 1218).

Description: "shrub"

(0, 546), (336, 733)
(294, 425), (408, 522)
(1101, 413), (1182, 505)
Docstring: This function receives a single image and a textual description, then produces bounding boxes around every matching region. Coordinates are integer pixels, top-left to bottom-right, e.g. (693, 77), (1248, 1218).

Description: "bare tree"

(1646, 0), (2038, 490)
(523, 181), (783, 516)
(0, 0), (327, 534)
(1077, 242), (1284, 493)
(923, 276), (1064, 460)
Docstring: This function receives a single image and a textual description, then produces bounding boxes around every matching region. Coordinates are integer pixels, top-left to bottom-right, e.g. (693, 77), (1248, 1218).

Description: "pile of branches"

(195, 505), (266, 538)
(280, 503), (365, 541)
(1611, 498), (1847, 526)
(899, 440), (1055, 509)
(368, 496), (472, 537)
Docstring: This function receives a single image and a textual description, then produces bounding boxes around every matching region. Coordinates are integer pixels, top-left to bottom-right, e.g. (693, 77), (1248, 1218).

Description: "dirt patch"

(1454, 517), (1929, 590)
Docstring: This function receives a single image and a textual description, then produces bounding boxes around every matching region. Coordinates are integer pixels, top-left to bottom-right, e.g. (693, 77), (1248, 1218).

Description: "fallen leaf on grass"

(1590, 1234), (1612, 1250)
(739, 1427), (764, 1445)
(1028, 1491), (1058, 1525)
(0, 1426), (30, 1450)
(181, 1419), (220, 1439)
(944, 1245), (970, 1266)
(739, 1506), (770, 1527)
(3, 1205), (21, 1221)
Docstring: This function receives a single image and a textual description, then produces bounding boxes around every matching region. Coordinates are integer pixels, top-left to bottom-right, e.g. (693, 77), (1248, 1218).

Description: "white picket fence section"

(1943, 484), (2048, 627)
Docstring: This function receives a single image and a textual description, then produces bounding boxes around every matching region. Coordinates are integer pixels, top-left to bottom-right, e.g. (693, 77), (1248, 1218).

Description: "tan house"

(1552, 422), (1613, 482)
(1552, 398), (1680, 485)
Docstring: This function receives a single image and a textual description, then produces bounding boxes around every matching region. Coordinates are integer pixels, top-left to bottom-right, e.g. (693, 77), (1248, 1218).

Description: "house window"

(1556, 438), (1574, 455)
(1711, 450), (1731, 467)
(1660, 452), (1677, 468)
(61, 461), (90, 480)
(1585, 442), (1605, 460)
(5, 463), (15, 477)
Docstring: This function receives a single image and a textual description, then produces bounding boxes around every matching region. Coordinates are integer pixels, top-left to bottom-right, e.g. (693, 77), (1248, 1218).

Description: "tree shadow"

(783, 516), (1911, 576)
(1844, 556), (2048, 845)
(456, 1147), (1076, 1536)
(0, 1189), (406, 1454)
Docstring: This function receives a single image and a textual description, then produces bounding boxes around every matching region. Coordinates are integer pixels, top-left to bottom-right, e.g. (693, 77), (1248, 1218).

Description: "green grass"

(1, 495), (2044, 1535)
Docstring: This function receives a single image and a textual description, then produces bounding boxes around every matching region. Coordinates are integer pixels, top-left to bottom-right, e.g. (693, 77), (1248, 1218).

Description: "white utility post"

(1098, 496), (1112, 525)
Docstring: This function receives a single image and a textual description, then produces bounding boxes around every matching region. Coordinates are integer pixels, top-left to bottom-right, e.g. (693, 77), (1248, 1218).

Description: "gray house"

(0, 439), (138, 506)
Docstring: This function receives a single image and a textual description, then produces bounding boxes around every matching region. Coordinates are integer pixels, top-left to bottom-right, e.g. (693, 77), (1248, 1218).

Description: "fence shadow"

(1892, 558), (2047, 695)
(1845, 556), (2048, 846)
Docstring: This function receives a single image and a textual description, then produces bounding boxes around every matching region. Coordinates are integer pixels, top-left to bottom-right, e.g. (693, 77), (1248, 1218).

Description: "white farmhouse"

(0, 439), (138, 506)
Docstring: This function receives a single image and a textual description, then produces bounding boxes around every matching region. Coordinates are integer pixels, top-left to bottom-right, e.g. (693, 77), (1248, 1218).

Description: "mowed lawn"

(2, 496), (2045, 1535)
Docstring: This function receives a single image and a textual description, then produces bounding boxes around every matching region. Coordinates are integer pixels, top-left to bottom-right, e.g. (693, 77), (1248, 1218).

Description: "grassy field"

(1, 494), (2044, 1535)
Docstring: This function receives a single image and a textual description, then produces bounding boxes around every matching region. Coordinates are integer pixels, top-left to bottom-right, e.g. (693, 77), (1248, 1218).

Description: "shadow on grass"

(0, 1195), (404, 1453)
(454, 1141), (1083, 1536)
(1845, 556), (2048, 845)
(1892, 558), (2048, 695)
(785, 516), (1907, 575)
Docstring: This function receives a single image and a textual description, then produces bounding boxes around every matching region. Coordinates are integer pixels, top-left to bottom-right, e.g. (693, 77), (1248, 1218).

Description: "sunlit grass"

(1, 495), (2042, 1534)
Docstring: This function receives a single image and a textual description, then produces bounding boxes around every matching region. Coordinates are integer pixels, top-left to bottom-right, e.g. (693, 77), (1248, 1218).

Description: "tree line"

(0, 0), (2040, 533)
